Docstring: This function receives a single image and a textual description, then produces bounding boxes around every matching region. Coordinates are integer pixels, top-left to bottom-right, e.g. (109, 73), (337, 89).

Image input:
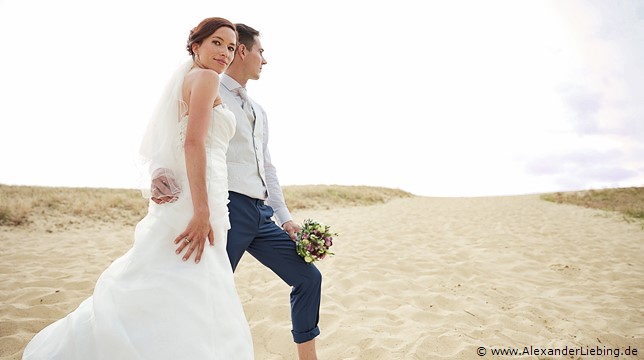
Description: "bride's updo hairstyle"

(186, 17), (237, 59)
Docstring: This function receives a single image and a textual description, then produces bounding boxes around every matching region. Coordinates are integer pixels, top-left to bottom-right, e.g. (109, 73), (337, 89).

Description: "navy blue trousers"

(226, 191), (321, 343)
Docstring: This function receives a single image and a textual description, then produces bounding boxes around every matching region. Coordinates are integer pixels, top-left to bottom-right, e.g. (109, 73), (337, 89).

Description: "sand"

(1, 195), (643, 359)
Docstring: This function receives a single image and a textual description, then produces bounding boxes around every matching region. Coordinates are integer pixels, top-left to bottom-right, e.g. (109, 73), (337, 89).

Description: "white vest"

(219, 77), (268, 200)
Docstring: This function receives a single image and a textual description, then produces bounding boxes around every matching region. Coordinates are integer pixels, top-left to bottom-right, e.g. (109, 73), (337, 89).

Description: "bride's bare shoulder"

(185, 67), (220, 86)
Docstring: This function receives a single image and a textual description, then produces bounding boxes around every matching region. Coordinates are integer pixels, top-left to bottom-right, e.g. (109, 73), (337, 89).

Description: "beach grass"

(0, 184), (414, 227)
(541, 187), (644, 225)
(0, 185), (147, 227)
(282, 185), (414, 210)
(4, 184), (641, 228)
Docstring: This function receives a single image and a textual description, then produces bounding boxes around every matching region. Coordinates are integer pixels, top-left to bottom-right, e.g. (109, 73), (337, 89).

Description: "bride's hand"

(150, 168), (181, 204)
(174, 213), (215, 263)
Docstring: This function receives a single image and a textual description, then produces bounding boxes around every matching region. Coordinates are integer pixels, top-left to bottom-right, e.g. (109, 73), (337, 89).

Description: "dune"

(1, 190), (643, 359)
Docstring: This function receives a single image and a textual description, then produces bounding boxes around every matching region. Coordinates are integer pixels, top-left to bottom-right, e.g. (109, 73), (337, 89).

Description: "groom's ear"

(237, 44), (247, 58)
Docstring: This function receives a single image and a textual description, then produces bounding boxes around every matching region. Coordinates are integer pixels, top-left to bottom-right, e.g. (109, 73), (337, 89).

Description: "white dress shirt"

(220, 74), (292, 226)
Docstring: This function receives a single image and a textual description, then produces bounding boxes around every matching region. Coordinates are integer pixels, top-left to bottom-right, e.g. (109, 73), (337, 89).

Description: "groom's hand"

(151, 168), (181, 204)
(282, 220), (301, 242)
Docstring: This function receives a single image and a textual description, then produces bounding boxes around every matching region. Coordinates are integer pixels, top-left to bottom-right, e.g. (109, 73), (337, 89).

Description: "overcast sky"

(1, 0), (642, 197)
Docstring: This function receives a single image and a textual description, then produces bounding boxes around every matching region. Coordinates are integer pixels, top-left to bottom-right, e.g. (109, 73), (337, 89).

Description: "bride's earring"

(194, 52), (204, 68)
(192, 44), (203, 67)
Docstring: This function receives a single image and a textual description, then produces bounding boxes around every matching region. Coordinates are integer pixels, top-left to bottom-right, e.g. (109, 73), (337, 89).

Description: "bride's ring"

(183, 237), (191, 244)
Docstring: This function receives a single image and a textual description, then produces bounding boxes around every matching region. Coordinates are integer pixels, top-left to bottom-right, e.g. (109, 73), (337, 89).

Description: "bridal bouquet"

(295, 219), (337, 263)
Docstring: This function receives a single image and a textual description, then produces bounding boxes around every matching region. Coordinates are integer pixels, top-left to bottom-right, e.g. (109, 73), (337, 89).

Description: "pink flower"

(295, 219), (337, 263)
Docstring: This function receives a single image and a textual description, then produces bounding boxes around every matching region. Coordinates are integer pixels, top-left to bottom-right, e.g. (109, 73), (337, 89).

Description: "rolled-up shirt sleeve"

(262, 112), (293, 226)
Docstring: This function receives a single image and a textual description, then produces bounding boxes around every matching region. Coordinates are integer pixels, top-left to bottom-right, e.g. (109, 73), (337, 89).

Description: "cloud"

(526, 147), (641, 190)
(560, 86), (602, 134)
(526, 0), (644, 191)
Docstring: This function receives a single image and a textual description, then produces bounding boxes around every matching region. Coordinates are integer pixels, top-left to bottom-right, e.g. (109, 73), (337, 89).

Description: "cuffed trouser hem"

(292, 326), (320, 344)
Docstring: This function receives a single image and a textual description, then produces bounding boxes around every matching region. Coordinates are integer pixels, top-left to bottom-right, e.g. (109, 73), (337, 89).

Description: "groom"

(153, 23), (321, 360)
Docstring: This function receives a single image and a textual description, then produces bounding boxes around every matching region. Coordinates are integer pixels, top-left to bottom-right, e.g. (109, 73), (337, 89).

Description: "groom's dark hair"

(235, 23), (261, 51)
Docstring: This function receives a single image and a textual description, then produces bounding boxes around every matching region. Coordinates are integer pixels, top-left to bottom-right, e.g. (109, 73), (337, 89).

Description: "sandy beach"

(1, 194), (643, 359)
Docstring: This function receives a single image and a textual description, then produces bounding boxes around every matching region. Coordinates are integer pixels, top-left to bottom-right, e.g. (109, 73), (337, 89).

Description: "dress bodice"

(178, 104), (236, 157)
(177, 104), (236, 183)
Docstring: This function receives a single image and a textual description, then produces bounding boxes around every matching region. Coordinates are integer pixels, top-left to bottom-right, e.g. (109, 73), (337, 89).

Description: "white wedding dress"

(23, 105), (254, 360)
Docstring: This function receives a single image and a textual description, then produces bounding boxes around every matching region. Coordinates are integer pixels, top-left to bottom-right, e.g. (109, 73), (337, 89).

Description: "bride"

(22, 17), (254, 360)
